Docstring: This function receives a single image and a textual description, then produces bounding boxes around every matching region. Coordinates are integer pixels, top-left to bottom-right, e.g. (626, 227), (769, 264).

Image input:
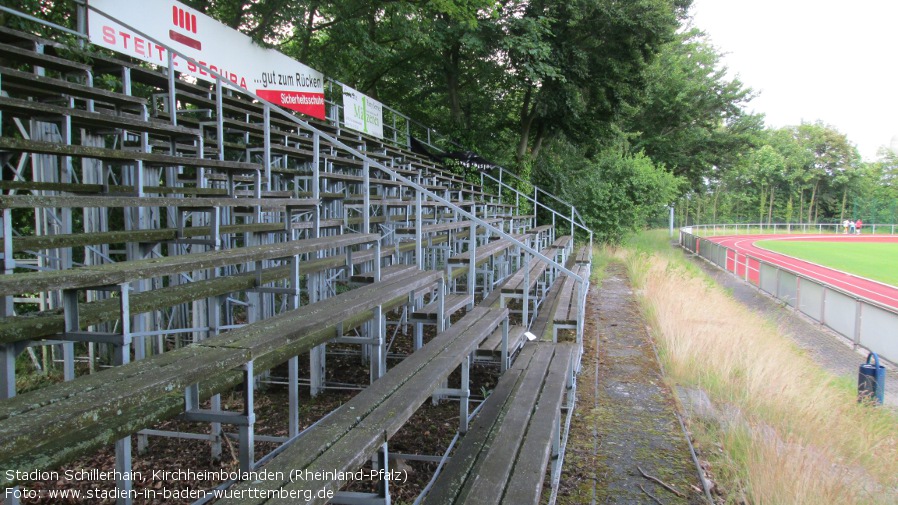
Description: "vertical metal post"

(377, 442), (392, 503)
(312, 132), (321, 201)
(114, 286), (132, 505)
(239, 361), (256, 472)
(577, 279), (586, 345)
(669, 205), (675, 237)
(263, 104), (271, 192)
(215, 77), (224, 161)
(2, 209), (14, 316)
(363, 160), (371, 234)
(61, 290), (77, 381)
(467, 221), (475, 308)
(76, 1), (87, 42)
(500, 315), (509, 372)
(288, 356), (299, 437)
(370, 305), (384, 382)
(1, 338), (19, 505)
(459, 354), (470, 434)
(533, 187), (538, 222)
(416, 190), (423, 270)
(571, 207), (575, 238)
(167, 51), (177, 126)
(1, 343), (16, 400)
(437, 278), (447, 333)
(523, 252), (531, 327)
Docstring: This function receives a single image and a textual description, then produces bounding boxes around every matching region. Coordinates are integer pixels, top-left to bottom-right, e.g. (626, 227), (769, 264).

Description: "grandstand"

(0, 3), (591, 504)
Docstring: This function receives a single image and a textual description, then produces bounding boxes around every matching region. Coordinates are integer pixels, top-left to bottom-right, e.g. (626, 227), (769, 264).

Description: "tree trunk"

(444, 42), (462, 128)
(759, 186), (766, 224)
(516, 87), (536, 167)
(298, 3), (319, 61)
(696, 196), (702, 225)
(530, 122), (548, 160)
(767, 185), (775, 226)
(839, 187), (848, 222)
(807, 181), (819, 223)
(786, 194), (794, 223)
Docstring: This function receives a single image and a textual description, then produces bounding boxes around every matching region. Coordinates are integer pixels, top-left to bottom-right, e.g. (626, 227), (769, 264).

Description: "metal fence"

(679, 229), (898, 364)
(685, 222), (898, 236)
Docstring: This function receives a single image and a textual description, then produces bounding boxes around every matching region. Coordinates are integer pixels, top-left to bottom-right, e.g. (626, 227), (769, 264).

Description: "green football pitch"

(754, 240), (898, 287)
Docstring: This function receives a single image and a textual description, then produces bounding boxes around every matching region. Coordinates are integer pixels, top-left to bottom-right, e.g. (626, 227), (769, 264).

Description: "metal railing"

(679, 228), (898, 363)
(481, 169), (593, 250)
(686, 222), (898, 236)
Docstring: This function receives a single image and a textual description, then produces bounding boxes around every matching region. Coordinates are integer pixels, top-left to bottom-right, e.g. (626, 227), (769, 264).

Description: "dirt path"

(557, 262), (705, 504)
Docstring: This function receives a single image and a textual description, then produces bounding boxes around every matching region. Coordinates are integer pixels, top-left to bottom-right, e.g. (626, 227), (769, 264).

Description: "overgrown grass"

(608, 230), (898, 504)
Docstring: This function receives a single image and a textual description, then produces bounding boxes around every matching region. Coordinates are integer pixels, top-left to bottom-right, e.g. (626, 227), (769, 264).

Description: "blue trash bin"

(858, 352), (886, 405)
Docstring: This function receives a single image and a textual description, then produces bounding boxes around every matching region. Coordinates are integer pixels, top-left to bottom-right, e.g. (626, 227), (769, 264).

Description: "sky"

(689, 0), (898, 161)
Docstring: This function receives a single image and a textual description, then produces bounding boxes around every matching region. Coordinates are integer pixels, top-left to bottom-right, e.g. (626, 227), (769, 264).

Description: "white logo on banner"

(342, 85), (383, 139)
(87, 0), (326, 119)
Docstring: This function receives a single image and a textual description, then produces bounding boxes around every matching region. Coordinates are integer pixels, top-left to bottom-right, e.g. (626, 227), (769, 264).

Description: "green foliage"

(679, 121), (870, 226)
(624, 28), (761, 189)
(537, 140), (682, 243)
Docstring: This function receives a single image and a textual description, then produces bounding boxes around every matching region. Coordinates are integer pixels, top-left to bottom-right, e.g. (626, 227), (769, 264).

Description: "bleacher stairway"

(0, 19), (590, 505)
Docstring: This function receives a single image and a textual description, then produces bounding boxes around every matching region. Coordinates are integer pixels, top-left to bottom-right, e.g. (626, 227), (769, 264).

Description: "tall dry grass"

(614, 234), (898, 505)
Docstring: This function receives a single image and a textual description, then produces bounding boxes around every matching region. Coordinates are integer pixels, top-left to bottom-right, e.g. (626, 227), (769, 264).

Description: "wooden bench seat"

(528, 224), (553, 235)
(575, 245), (591, 264)
(212, 306), (508, 505)
(6, 222), (283, 253)
(477, 324), (527, 367)
(200, 269), (441, 370)
(0, 243), (404, 345)
(0, 136), (259, 172)
(548, 235), (574, 263)
(421, 342), (577, 505)
(550, 235), (573, 250)
(0, 180), (226, 197)
(0, 269), (442, 487)
(350, 264), (417, 284)
(500, 257), (550, 295)
(0, 25), (62, 48)
(0, 66), (146, 112)
(0, 194), (315, 210)
(0, 232), (376, 296)
(448, 233), (529, 264)
(411, 292), (472, 322)
(0, 41), (91, 74)
(551, 263), (590, 342)
(87, 53), (264, 120)
(396, 220), (476, 235)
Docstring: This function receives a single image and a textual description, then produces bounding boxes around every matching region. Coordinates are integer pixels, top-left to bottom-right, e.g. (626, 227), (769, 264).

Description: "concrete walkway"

(556, 262), (706, 504)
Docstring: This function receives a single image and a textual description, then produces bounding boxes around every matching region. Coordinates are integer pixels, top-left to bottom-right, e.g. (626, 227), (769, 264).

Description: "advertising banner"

(342, 85), (383, 139)
(88, 0), (326, 119)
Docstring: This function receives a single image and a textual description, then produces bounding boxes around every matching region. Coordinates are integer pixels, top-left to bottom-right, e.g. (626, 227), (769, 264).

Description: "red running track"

(704, 234), (898, 310)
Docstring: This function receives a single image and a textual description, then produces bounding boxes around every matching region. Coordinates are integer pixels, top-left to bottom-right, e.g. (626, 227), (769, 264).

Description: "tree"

(623, 28), (761, 189)
(535, 140), (682, 242)
(748, 145), (786, 225)
(504, 0), (687, 167)
(783, 122), (860, 223)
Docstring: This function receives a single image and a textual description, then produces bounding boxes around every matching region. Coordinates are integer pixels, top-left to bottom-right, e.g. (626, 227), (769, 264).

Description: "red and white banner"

(87, 0), (326, 119)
